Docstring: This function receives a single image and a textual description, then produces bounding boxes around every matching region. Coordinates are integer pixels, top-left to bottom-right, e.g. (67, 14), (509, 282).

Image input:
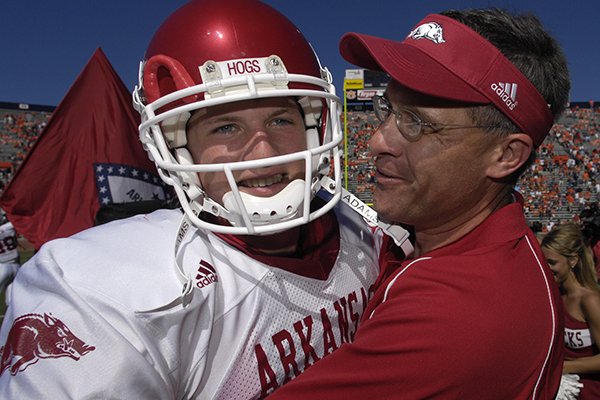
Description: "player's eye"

(212, 124), (238, 135)
(269, 118), (294, 127)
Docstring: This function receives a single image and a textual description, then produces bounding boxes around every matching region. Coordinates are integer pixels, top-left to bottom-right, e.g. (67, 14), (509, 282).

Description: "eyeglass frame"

(372, 95), (502, 142)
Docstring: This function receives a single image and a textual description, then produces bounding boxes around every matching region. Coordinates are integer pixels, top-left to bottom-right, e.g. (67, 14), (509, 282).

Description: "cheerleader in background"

(542, 223), (600, 399)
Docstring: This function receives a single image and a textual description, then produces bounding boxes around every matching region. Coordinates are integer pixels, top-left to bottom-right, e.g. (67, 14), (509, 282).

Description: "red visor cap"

(339, 14), (554, 147)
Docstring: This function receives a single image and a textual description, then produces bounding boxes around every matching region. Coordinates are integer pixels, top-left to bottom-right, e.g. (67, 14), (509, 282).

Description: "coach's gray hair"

(442, 8), (571, 182)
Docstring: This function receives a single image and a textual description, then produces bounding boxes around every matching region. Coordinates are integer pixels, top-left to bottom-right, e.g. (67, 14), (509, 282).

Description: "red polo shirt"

(270, 201), (563, 399)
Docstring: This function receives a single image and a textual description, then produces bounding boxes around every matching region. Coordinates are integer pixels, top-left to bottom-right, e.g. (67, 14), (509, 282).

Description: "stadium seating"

(0, 103), (597, 232)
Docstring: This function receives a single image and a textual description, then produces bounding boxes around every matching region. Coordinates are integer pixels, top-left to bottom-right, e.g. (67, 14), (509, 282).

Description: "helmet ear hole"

(144, 55), (197, 105)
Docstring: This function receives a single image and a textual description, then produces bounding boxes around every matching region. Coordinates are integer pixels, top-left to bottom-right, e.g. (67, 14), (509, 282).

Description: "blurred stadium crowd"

(0, 106), (51, 193)
(0, 102), (598, 235)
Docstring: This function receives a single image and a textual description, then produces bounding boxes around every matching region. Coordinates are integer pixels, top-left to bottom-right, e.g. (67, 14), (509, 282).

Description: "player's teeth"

(244, 174), (283, 187)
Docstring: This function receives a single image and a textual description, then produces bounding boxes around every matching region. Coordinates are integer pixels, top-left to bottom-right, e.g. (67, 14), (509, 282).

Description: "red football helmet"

(133, 0), (342, 235)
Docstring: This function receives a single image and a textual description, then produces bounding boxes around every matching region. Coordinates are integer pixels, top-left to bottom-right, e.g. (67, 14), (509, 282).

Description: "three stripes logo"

(490, 82), (518, 110)
(195, 259), (219, 289)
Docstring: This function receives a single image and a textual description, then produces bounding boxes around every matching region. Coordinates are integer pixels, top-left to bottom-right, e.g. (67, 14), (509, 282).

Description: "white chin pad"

(222, 179), (305, 226)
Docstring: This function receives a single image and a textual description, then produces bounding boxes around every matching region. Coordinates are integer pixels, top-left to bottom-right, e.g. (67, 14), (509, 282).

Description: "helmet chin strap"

(222, 179), (306, 228)
(320, 176), (415, 257)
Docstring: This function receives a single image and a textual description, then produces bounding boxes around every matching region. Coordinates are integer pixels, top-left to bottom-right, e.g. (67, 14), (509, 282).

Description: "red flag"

(0, 48), (169, 249)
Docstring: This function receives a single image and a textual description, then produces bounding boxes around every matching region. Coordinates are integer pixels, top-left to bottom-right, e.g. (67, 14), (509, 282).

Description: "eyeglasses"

(372, 95), (501, 142)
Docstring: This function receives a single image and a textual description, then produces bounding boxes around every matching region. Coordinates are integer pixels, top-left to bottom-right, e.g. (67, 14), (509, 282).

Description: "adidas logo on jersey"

(490, 82), (518, 110)
(195, 259), (219, 289)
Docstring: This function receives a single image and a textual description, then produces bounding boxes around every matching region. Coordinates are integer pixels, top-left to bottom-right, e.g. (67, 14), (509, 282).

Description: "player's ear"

(486, 133), (533, 179)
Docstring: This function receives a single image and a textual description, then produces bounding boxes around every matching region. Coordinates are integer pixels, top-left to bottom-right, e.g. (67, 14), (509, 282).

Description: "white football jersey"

(0, 205), (380, 399)
(0, 222), (18, 264)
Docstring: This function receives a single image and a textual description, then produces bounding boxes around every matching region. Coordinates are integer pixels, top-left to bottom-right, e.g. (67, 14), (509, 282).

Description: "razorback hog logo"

(0, 313), (95, 376)
(408, 22), (446, 44)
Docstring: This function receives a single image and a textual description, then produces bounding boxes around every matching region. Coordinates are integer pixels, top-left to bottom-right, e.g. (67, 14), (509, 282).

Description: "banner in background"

(0, 48), (168, 249)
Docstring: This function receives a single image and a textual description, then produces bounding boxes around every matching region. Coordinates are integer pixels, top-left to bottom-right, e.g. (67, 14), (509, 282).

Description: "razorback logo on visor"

(195, 259), (219, 289)
(0, 313), (95, 376)
(491, 82), (519, 110)
(407, 22), (446, 44)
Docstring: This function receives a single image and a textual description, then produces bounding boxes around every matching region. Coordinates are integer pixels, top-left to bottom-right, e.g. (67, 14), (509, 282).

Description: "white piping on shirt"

(525, 234), (557, 399)
(368, 256), (432, 320)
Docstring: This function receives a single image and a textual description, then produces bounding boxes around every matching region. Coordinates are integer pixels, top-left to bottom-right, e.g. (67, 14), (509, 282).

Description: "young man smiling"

(0, 1), (399, 398)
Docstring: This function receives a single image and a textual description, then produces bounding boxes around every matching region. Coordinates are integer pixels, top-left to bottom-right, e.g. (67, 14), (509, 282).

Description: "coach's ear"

(486, 133), (533, 179)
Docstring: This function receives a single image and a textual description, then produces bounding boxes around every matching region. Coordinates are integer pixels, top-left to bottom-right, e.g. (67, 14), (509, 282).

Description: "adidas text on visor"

(339, 14), (554, 147)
